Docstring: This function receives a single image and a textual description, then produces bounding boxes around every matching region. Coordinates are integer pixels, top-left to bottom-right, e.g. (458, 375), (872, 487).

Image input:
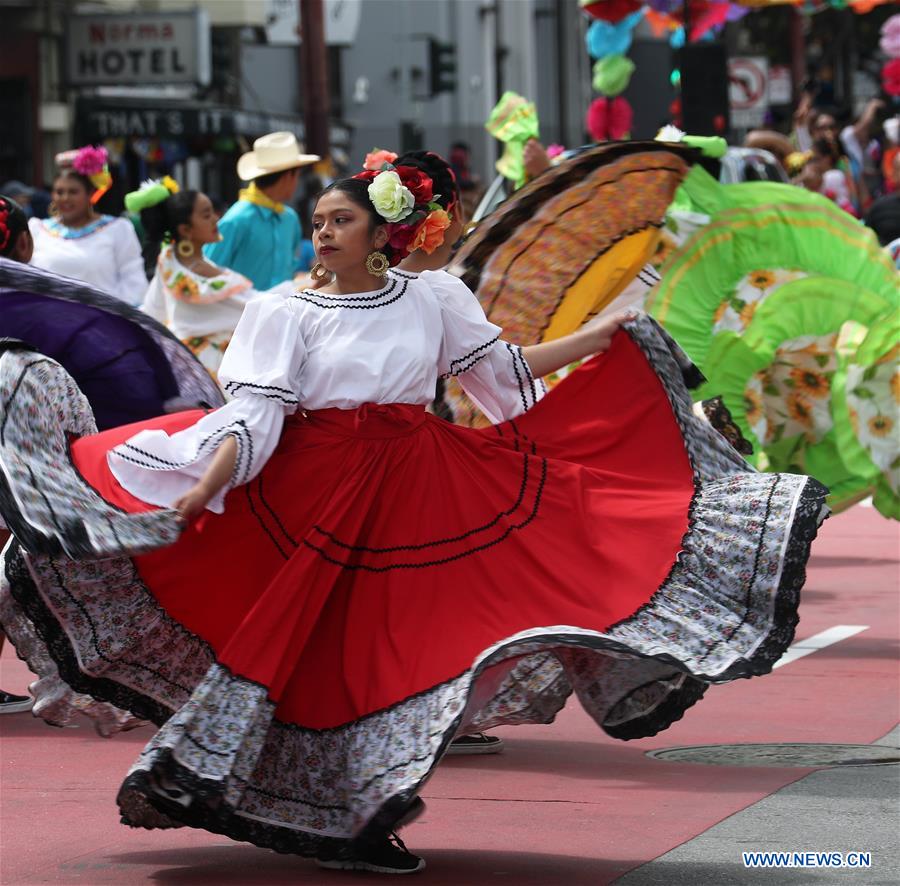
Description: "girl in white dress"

(128, 179), (267, 381)
(28, 146), (147, 304)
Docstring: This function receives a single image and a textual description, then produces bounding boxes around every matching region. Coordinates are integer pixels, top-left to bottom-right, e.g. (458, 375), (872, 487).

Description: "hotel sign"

(66, 10), (211, 86)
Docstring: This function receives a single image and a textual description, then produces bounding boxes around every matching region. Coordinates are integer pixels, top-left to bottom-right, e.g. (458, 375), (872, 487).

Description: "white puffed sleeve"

(425, 270), (544, 424)
(108, 295), (305, 513)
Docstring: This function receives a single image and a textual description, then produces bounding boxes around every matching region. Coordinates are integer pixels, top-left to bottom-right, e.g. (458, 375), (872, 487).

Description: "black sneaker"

(446, 732), (504, 755)
(316, 832), (426, 874)
(0, 690), (32, 714)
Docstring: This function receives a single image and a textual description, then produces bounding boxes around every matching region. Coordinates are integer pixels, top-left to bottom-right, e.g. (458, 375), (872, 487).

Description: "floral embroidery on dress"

(158, 246), (253, 305)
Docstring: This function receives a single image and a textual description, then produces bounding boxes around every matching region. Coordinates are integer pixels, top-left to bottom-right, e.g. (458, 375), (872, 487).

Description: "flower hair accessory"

(364, 148), (398, 171)
(124, 176), (181, 214)
(352, 157), (453, 264)
(57, 145), (113, 205)
(0, 204), (12, 254)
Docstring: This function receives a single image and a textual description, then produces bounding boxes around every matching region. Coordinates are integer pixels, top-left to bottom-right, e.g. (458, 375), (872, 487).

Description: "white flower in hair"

(368, 170), (415, 223)
(656, 125), (686, 143)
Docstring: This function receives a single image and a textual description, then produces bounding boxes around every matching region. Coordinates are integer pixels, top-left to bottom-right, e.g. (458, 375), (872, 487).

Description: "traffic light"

(428, 39), (457, 96)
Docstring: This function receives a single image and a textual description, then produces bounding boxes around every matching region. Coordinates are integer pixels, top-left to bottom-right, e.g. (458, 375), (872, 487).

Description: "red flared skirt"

(69, 331), (694, 730)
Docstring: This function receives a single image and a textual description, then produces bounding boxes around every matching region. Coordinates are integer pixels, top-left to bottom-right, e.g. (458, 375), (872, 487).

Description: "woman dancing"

(0, 161), (827, 874)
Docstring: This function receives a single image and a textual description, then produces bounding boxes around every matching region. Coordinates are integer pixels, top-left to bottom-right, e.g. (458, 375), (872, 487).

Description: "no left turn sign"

(728, 57), (768, 112)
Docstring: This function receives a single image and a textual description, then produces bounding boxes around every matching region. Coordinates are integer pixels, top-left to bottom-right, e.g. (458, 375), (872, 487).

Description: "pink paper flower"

(880, 14), (900, 59)
(72, 145), (109, 177)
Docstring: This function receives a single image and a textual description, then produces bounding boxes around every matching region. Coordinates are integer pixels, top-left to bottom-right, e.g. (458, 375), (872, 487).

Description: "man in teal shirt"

(206, 132), (319, 290)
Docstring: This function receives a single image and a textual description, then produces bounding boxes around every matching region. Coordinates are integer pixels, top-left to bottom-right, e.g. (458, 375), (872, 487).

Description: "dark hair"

(812, 137), (841, 165)
(255, 167), (297, 190)
(54, 168), (95, 195)
(139, 189), (199, 265)
(0, 194), (29, 258)
(810, 109), (839, 131)
(395, 150), (461, 214)
(314, 178), (396, 264)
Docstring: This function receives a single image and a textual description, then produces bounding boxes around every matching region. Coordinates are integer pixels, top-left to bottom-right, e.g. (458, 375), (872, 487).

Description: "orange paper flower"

(410, 209), (451, 255)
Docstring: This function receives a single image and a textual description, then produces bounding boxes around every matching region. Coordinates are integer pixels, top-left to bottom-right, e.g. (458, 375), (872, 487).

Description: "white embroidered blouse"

(28, 216), (148, 305)
(109, 269), (543, 513)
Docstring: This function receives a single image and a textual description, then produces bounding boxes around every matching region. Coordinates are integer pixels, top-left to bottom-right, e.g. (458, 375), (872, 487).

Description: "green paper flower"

(592, 55), (635, 97)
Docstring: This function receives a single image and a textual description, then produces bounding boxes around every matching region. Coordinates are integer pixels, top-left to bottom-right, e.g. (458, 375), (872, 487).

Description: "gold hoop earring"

(177, 240), (195, 259)
(48, 201), (58, 217)
(365, 251), (389, 277)
(310, 262), (331, 282)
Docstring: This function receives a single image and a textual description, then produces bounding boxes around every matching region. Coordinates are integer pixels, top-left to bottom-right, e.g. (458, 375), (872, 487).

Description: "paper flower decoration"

(586, 96), (633, 142)
(882, 58), (900, 97)
(585, 10), (644, 59)
(592, 54), (636, 96)
(881, 14), (900, 58)
(580, 0), (644, 22)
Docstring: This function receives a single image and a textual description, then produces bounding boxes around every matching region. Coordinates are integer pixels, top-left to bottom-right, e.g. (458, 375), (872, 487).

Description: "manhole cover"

(647, 743), (900, 767)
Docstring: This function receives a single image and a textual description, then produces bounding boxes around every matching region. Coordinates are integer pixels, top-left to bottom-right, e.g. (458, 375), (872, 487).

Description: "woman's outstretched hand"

(173, 437), (239, 523)
(174, 482), (215, 523)
(585, 310), (635, 354)
(522, 310), (637, 378)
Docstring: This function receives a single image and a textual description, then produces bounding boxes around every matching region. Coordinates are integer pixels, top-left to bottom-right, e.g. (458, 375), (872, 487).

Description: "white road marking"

(772, 625), (869, 670)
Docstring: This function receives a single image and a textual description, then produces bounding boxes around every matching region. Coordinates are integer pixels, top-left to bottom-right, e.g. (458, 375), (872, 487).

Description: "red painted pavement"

(1, 506), (897, 885)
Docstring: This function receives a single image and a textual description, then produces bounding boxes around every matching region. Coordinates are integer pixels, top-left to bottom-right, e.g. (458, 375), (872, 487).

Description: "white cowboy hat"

(236, 132), (320, 181)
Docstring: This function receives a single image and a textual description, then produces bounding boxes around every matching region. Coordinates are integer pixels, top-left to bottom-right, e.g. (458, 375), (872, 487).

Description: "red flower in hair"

(0, 207), (10, 252)
(393, 166), (434, 204)
(386, 222), (418, 255)
(352, 169), (378, 183)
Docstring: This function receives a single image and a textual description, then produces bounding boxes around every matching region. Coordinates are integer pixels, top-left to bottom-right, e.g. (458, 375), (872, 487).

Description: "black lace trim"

(505, 342), (530, 414)
(118, 419), (252, 488)
(719, 476), (827, 678)
(291, 278), (406, 309)
(222, 380), (298, 405)
(701, 396), (753, 456)
(604, 675), (707, 740)
(444, 335), (500, 378)
(3, 543), (175, 726)
(117, 752), (350, 859)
